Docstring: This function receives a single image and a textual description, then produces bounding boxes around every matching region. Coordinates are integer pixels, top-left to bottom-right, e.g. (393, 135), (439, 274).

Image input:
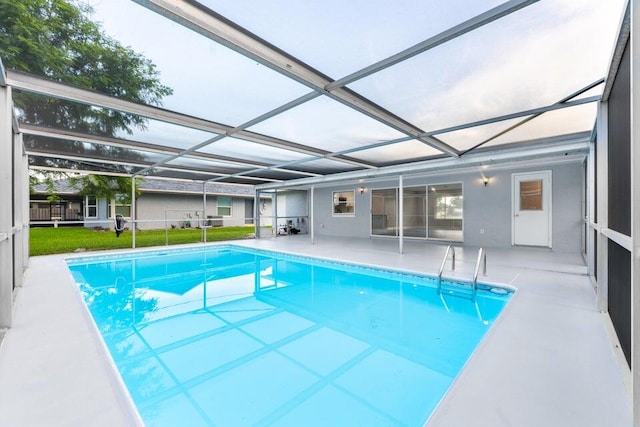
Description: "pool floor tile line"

(113, 305), (286, 365)
(251, 346), (407, 427)
(128, 327), (218, 426)
(255, 291), (464, 378)
(136, 323), (326, 408)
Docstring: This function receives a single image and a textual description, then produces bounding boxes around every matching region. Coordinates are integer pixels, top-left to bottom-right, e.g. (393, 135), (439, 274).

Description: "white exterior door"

(512, 171), (552, 247)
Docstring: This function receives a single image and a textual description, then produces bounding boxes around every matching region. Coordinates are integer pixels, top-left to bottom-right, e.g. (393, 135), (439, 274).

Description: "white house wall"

(312, 161), (583, 253)
(276, 190), (308, 232)
(134, 193), (250, 230)
(82, 198), (112, 229)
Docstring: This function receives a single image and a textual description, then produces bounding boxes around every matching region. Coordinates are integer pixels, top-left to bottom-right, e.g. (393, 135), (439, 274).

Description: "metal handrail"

(472, 247), (487, 287)
(438, 245), (456, 279)
(437, 245), (455, 293)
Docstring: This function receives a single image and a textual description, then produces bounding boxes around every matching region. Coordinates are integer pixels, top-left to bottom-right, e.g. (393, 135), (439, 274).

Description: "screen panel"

(349, 0), (624, 134)
(14, 90), (221, 151)
(199, 0), (504, 77)
(247, 97), (404, 153)
(28, 155), (146, 175)
(90, 0), (311, 127)
(607, 40), (631, 236)
(608, 240), (631, 367)
(351, 139), (442, 164)
(24, 135), (172, 166)
(437, 117), (528, 152)
(197, 136), (309, 164)
(483, 103), (597, 148)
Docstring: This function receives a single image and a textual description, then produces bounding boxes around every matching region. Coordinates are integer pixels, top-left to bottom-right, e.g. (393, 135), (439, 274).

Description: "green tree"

(0, 0), (172, 196)
(68, 174), (141, 202)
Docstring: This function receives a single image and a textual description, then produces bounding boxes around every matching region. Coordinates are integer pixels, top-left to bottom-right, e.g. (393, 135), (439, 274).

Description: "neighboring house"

(31, 179), (273, 230)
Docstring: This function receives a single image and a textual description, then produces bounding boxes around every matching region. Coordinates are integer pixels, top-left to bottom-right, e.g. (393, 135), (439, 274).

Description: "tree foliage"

(0, 0), (172, 134)
(0, 0), (172, 195)
(68, 175), (141, 202)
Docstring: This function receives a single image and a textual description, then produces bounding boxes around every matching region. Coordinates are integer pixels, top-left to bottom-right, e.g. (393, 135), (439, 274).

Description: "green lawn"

(30, 226), (256, 256)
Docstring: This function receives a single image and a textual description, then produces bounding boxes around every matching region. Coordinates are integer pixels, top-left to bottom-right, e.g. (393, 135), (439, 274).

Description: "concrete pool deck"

(0, 236), (631, 426)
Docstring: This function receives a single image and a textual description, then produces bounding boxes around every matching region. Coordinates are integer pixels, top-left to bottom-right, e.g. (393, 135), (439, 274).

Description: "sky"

(82, 0), (627, 164)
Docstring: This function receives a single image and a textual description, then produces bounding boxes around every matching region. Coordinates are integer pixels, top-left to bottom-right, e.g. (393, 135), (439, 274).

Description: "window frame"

(217, 196), (233, 217)
(85, 196), (97, 218)
(332, 190), (355, 217)
(107, 196), (132, 218)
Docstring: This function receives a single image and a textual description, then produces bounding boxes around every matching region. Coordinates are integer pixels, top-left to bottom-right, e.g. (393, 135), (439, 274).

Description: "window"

(107, 195), (131, 218)
(519, 180), (543, 211)
(332, 190), (355, 215)
(435, 195), (463, 219)
(85, 196), (97, 218)
(217, 196), (232, 216)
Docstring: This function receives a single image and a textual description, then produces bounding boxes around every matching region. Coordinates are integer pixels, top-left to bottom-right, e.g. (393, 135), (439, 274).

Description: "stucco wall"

(311, 161), (583, 252)
(133, 193), (250, 230)
(276, 190), (309, 233)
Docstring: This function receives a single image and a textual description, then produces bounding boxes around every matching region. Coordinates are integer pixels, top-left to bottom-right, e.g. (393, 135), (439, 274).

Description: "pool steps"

(437, 246), (487, 298)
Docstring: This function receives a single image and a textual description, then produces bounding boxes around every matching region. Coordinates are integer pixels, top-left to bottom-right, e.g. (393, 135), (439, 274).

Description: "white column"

(273, 190), (278, 238)
(596, 101), (609, 313)
(12, 130), (23, 287)
(0, 84), (13, 327)
(399, 175), (404, 254)
(22, 135), (29, 269)
(254, 189), (260, 239)
(630, 1), (640, 425)
(131, 176), (136, 249)
(203, 182), (207, 222)
(587, 140), (596, 278)
(310, 185), (315, 244)
(203, 182), (207, 243)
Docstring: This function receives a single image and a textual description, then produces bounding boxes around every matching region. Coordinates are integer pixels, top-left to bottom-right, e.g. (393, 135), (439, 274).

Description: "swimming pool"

(66, 245), (512, 426)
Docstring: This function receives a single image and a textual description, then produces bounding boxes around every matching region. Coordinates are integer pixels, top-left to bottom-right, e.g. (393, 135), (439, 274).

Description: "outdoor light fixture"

(481, 175), (490, 186)
(359, 187), (365, 194)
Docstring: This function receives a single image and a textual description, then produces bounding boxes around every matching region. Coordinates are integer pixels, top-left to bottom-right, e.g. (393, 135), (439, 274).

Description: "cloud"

(411, 0), (625, 137)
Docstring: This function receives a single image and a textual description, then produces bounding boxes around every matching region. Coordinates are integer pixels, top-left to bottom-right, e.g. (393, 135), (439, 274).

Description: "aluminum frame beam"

(133, 91), (374, 176)
(206, 93), (600, 183)
(0, 58), (6, 87)
(21, 123), (265, 167)
(30, 165), (133, 178)
(133, 0), (460, 157)
(327, 0), (539, 89)
(631, 2), (640, 426)
(25, 150), (283, 182)
(255, 139), (590, 191)
(456, 91), (603, 155)
(323, 88), (601, 159)
(603, 2), (631, 101)
(0, 83), (12, 327)
(429, 95), (601, 137)
(6, 70), (374, 170)
(19, 123), (319, 177)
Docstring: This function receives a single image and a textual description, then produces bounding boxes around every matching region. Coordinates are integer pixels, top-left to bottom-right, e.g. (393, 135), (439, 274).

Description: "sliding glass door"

(428, 184), (463, 241)
(371, 183), (463, 241)
(371, 188), (398, 236)
(403, 186), (427, 238)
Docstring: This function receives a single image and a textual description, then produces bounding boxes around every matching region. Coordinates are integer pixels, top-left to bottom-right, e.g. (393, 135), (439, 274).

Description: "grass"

(30, 226), (256, 256)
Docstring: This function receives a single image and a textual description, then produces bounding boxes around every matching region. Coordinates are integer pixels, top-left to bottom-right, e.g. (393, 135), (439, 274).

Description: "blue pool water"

(66, 245), (512, 426)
